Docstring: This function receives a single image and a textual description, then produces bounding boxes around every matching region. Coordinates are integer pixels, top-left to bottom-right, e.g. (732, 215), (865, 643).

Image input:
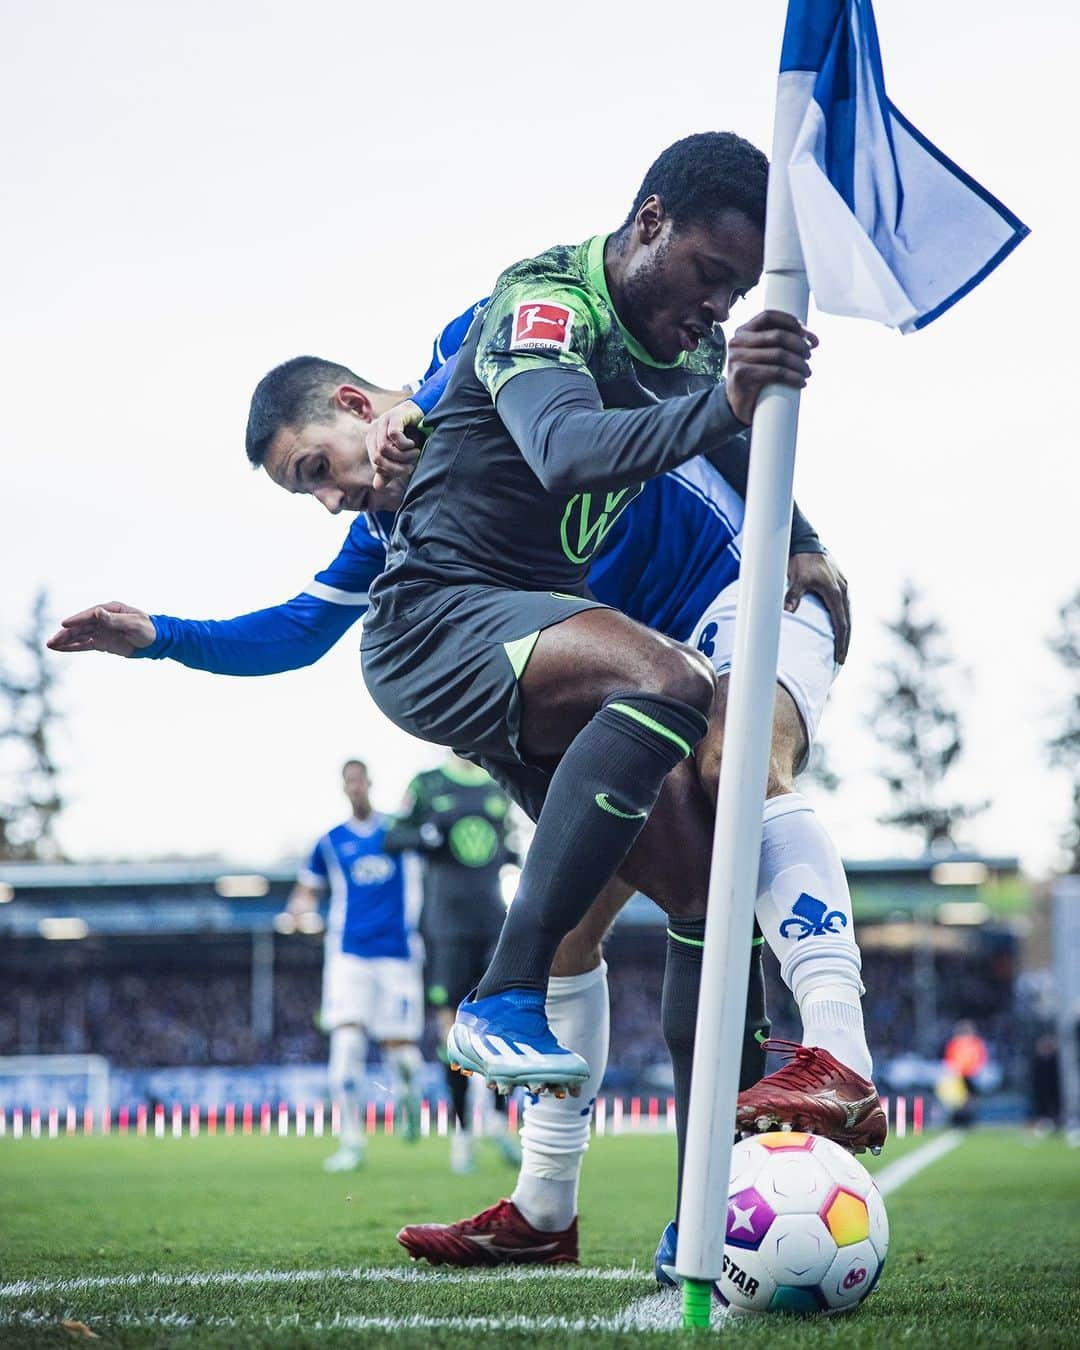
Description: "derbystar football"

(718, 1131), (888, 1315)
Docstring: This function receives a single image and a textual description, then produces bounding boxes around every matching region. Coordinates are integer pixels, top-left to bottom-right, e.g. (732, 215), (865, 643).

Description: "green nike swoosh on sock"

(594, 792), (647, 820)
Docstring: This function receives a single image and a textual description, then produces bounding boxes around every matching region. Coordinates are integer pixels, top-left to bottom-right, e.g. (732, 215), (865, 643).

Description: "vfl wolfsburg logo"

(448, 815), (499, 868)
(560, 484), (643, 564)
(779, 892), (848, 941)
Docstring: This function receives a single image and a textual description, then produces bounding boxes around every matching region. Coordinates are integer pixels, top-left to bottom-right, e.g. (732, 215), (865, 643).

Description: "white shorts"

(687, 580), (839, 767)
(321, 950), (424, 1041)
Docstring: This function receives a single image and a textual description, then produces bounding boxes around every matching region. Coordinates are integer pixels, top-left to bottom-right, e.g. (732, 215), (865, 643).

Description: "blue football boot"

(655, 1221), (727, 1302)
(655, 1219), (679, 1288)
(447, 988), (588, 1097)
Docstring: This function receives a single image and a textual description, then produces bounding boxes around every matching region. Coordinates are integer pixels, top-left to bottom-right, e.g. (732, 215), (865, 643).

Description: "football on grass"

(718, 1131), (888, 1314)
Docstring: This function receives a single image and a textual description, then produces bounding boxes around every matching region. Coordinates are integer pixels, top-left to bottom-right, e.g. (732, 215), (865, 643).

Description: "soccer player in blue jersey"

(50, 341), (876, 1258)
(286, 758), (425, 1172)
(50, 138), (881, 1264)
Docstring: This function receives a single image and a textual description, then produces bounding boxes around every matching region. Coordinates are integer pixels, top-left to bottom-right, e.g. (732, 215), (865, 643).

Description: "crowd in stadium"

(1, 941), (1022, 1091)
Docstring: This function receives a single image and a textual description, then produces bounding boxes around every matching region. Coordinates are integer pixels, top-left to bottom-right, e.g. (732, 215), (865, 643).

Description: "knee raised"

(664, 891), (709, 920)
(656, 646), (716, 716)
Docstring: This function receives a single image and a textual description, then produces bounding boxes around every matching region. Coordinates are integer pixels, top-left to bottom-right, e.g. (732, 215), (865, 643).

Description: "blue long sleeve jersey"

(135, 300), (820, 675)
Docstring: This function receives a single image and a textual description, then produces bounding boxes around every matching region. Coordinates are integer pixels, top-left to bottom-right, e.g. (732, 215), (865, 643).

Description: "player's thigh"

(321, 951), (378, 1032)
(362, 584), (606, 764)
(370, 958), (425, 1043)
(519, 607), (715, 760)
(688, 581), (837, 793)
(701, 678), (805, 798)
(773, 592), (838, 764)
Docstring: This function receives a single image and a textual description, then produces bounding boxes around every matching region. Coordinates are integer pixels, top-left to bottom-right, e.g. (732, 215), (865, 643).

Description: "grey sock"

(477, 692), (708, 998)
(662, 918), (770, 1220)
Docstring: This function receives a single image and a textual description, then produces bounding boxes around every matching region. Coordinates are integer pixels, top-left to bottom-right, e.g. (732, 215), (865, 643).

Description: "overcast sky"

(2, 1), (1076, 874)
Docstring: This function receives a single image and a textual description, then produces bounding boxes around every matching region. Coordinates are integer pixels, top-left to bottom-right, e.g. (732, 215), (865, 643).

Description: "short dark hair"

(621, 131), (769, 234)
(244, 356), (376, 467)
(342, 759), (368, 776)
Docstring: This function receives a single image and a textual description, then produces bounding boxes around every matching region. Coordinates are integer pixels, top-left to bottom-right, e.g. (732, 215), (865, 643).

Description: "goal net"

(0, 1054), (110, 1114)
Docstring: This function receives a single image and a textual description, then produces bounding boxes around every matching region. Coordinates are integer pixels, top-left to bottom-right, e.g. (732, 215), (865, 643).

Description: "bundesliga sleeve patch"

(511, 300), (574, 352)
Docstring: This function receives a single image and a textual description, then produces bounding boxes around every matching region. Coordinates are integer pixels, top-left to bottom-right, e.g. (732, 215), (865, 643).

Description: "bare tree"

(1048, 590), (1080, 874)
(870, 581), (986, 853)
(0, 591), (66, 860)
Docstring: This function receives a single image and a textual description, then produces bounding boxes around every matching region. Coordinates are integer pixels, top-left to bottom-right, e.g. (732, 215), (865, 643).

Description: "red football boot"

(397, 1198), (579, 1267)
(736, 1039), (888, 1154)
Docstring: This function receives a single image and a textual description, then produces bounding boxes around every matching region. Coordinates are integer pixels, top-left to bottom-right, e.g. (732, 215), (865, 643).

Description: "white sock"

(801, 997), (872, 1081)
(755, 794), (873, 1080)
(513, 1174), (578, 1233)
(385, 1043), (424, 1100)
(512, 961), (609, 1232)
(328, 1025), (367, 1150)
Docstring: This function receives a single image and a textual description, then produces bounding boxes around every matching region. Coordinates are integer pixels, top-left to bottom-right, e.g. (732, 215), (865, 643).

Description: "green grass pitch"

(1, 1128), (1078, 1346)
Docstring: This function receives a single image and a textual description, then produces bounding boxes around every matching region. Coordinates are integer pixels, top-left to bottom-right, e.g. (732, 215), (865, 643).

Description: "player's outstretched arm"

(47, 592), (362, 676)
(47, 520), (385, 677)
(47, 602), (156, 658)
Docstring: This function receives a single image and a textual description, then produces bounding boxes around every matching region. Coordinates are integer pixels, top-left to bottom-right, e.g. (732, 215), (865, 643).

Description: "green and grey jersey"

(384, 761), (515, 939)
(367, 233), (744, 614)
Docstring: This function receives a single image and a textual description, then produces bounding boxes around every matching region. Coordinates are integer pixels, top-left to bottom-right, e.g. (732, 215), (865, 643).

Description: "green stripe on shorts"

(503, 631), (541, 680)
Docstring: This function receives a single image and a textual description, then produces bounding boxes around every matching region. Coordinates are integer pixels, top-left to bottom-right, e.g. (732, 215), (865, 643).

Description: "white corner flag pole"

(675, 72), (812, 1330)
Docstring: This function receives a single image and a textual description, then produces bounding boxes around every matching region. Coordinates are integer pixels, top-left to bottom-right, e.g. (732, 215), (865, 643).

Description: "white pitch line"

(617, 1287), (688, 1331)
(874, 1129), (963, 1196)
(0, 1264), (641, 1301)
(0, 1310), (677, 1334)
(0, 1134), (964, 1334)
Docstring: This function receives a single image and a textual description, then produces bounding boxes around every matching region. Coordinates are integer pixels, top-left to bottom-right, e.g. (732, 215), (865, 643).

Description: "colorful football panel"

(822, 1187), (870, 1246)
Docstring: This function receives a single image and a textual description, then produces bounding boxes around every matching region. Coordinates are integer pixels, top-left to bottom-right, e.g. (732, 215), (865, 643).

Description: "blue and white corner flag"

(767, 0), (1029, 332)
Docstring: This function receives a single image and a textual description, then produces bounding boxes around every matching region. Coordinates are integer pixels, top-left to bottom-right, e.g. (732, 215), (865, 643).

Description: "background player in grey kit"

(385, 754), (521, 1172)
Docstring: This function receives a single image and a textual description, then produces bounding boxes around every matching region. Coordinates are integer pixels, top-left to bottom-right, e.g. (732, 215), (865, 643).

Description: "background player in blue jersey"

(286, 759), (425, 1172)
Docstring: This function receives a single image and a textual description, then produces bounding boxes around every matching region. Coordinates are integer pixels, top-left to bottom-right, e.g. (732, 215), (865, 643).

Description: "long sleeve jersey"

(135, 284), (825, 673)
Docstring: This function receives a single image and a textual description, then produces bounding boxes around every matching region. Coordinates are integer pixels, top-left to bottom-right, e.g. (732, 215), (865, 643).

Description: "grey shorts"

(361, 583), (607, 784)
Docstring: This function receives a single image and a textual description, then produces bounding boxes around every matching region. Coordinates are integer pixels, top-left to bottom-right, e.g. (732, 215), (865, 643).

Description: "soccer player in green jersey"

(354, 132), (816, 1096)
(385, 755), (521, 1172)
